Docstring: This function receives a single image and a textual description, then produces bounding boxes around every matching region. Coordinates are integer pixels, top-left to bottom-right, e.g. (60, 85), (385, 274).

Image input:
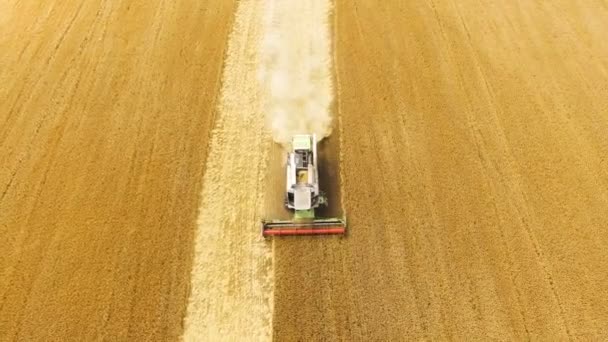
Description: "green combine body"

(261, 134), (347, 237)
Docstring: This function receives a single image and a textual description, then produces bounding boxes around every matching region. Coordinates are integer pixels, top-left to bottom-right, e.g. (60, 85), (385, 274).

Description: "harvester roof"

(292, 135), (312, 151)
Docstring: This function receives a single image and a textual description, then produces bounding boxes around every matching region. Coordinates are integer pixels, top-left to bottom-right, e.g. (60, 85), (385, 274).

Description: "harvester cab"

(262, 134), (347, 237)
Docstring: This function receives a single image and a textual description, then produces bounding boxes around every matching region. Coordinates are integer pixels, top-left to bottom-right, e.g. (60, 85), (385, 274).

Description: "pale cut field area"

(273, 0), (608, 340)
(0, 1), (235, 340)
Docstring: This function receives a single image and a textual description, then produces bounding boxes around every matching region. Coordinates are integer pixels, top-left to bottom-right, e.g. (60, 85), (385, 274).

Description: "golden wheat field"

(1, 0), (608, 341)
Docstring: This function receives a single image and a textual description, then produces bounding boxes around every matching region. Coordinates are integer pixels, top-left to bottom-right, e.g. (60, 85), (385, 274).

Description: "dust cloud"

(258, 0), (334, 147)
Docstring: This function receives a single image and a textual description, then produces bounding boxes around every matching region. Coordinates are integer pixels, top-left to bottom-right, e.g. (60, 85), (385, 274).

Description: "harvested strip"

(182, 0), (273, 340)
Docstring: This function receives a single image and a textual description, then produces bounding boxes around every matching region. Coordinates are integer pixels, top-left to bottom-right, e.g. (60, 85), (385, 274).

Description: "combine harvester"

(262, 134), (347, 237)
